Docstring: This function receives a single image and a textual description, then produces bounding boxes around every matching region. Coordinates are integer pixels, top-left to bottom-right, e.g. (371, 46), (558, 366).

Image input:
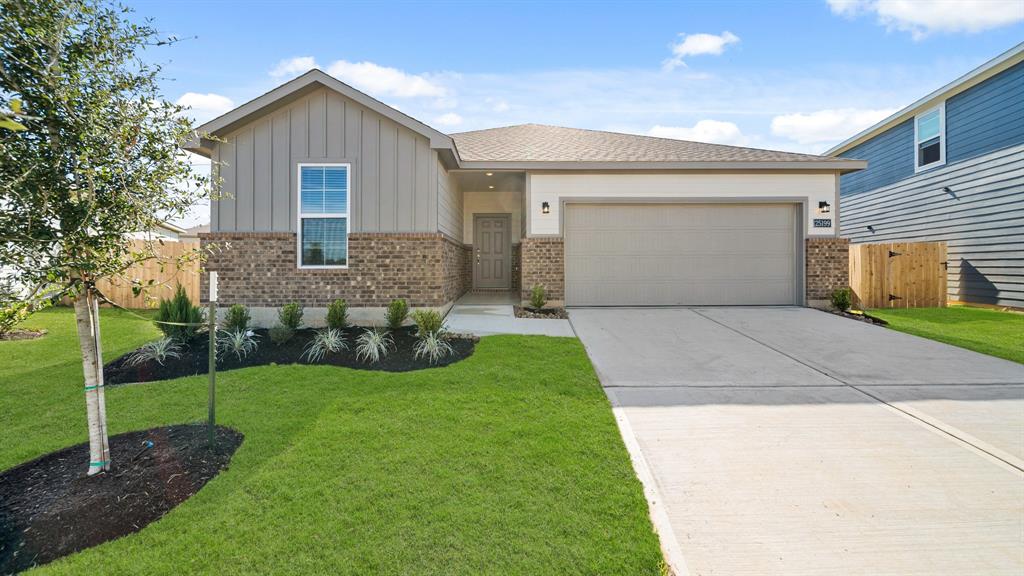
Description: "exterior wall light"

(818, 201), (831, 214)
(541, 201), (550, 214)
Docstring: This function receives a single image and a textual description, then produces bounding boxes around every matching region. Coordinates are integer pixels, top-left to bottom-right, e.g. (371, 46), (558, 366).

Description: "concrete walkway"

(571, 307), (1024, 576)
(444, 292), (574, 337)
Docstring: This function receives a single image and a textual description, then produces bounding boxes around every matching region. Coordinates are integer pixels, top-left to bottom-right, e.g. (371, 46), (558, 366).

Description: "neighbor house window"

(298, 164), (349, 267)
(914, 103), (945, 171)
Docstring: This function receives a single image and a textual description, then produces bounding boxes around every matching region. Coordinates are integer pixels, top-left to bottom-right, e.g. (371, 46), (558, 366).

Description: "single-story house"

(827, 42), (1023, 309)
(185, 69), (865, 325)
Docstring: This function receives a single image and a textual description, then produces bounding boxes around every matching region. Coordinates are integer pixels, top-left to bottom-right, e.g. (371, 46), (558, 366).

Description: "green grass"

(868, 306), (1024, 364)
(0, 308), (664, 575)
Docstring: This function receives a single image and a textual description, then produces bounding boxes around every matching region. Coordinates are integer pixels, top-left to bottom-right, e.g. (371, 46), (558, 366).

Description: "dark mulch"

(0, 424), (242, 575)
(0, 329), (46, 341)
(831, 310), (888, 325)
(104, 326), (476, 385)
(513, 306), (569, 320)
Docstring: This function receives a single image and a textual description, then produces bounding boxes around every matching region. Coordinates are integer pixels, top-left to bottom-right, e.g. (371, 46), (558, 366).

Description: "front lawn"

(868, 306), (1024, 364)
(0, 308), (664, 575)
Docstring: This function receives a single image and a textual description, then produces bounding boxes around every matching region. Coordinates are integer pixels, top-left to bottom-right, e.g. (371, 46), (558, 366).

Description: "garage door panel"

(564, 203), (799, 306)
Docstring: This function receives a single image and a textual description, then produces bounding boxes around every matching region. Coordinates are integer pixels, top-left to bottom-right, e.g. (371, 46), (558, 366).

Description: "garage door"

(564, 203), (800, 306)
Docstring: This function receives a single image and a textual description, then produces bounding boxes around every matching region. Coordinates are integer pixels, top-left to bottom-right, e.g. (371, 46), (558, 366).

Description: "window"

(298, 164), (349, 268)
(914, 103), (945, 171)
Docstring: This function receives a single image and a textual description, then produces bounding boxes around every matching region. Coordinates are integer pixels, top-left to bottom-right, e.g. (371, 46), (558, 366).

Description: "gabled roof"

(184, 69), (455, 156)
(451, 124), (865, 171)
(826, 42), (1024, 157)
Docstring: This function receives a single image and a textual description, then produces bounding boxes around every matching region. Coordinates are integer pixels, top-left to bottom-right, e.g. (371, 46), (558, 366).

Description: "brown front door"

(473, 214), (511, 289)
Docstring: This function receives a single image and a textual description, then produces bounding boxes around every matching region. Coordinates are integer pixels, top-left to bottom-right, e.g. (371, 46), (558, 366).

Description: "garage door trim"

(560, 196), (807, 306)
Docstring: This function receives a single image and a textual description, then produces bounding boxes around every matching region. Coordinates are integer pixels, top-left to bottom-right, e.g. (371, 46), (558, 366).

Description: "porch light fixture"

(485, 172), (493, 176)
(488, 185), (494, 189)
(541, 201), (550, 214)
(818, 201), (831, 214)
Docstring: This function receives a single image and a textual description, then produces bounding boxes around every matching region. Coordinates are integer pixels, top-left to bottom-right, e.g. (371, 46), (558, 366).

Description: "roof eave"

(457, 159), (867, 173)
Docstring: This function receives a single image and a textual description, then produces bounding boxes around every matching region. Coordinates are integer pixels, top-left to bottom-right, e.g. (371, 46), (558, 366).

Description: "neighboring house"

(185, 69), (864, 325)
(179, 223), (209, 240)
(827, 43), (1024, 309)
(128, 220), (186, 241)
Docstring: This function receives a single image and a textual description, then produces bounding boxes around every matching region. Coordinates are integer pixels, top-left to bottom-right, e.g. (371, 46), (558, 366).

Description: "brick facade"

(199, 232), (470, 308)
(520, 237), (564, 302)
(511, 243), (522, 294)
(805, 236), (850, 307)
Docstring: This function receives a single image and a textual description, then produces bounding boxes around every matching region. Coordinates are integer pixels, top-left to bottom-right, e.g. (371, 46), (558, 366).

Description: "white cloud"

(487, 98), (511, 112)
(648, 120), (748, 145)
(663, 31), (740, 71)
(827, 0), (1024, 39)
(325, 60), (447, 98)
(270, 56), (318, 79)
(175, 92), (235, 123)
(432, 112), (463, 127)
(770, 107), (899, 144)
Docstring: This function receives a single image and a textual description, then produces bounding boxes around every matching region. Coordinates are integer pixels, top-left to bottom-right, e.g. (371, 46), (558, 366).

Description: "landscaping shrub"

(126, 337), (182, 367)
(411, 309), (444, 336)
(217, 329), (259, 361)
(268, 325), (294, 346)
(529, 284), (547, 310)
(223, 304), (250, 332)
(413, 332), (453, 365)
(278, 302), (303, 330)
(326, 299), (348, 330)
(831, 287), (853, 313)
(386, 299), (408, 330)
(154, 285), (203, 342)
(302, 328), (349, 363)
(355, 328), (394, 363)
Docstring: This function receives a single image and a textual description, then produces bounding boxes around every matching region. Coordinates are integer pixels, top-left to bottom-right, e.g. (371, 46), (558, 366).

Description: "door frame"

(472, 213), (513, 290)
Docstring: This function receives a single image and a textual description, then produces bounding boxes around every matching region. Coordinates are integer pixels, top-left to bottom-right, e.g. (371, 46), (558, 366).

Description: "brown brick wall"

(441, 236), (472, 304)
(806, 236), (850, 306)
(199, 232), (471, 308)
(511, 243), (522, 294)
(520, 237), (564, 302)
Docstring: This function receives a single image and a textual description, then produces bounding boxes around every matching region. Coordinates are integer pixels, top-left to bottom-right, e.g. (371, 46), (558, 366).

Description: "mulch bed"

(513, 306), (569, 320)
(104, 326), (476, 385)
(0, 424), (242, 574)
(830, 310), (888, 325)
(0, 329), (47, 341)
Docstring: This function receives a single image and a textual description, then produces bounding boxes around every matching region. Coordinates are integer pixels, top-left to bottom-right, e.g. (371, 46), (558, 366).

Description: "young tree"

(0, 0), (211, 475)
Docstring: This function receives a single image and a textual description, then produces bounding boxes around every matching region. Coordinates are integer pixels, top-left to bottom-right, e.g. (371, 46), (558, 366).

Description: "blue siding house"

(828, 43), (1024, 308)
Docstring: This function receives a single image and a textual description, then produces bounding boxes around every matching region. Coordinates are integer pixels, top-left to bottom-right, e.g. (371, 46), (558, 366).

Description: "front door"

(473, 214), (511, 289)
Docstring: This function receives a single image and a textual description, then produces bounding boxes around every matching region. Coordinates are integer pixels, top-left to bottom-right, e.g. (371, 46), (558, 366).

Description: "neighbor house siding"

(211, 87), (436, 234)
(838, 119), (915, 197)
(945, 60), (1024, 164)
(841, 144), (1024, 308)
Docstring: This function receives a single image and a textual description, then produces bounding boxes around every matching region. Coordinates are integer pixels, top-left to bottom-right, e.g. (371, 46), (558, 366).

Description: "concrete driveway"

(570, 307), (1024, 576)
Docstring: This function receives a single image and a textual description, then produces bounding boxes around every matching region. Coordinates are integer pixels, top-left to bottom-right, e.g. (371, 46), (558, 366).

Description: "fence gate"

(849, 241), (947, 309)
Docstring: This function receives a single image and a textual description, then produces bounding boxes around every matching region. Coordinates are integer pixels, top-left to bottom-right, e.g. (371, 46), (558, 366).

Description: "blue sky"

(131, 0), (1023, 225)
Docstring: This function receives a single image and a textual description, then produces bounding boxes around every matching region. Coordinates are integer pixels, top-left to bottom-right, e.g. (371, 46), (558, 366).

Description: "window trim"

(296, 162), (350, 269)
(913, 102), (946, 173)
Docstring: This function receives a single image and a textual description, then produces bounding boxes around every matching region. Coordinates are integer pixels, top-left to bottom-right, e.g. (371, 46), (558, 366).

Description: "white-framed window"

(914, 103), (945, 172)
(297, 163), (349, 268)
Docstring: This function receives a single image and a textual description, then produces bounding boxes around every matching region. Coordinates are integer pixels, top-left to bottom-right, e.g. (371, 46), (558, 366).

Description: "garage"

(563, 203), (802, 306)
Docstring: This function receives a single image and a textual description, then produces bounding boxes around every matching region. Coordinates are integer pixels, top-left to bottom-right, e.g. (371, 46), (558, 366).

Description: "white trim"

(913, 102), (946, 173)
(296, 162), (351, 269)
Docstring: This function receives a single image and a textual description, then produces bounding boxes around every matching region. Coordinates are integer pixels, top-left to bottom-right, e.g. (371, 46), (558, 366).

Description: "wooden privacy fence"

(849, 241), (947, 309)
(95, 240), (201, 308)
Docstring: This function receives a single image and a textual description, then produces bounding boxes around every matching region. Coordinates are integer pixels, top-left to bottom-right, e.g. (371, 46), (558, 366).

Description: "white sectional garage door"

(564, 203), (800, 306)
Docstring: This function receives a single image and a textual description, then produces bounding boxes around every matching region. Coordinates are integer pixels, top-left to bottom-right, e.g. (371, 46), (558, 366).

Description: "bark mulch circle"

(0, 424), (242, 575)
(104, 326), (476, 385)
(513, 306), (569, 319)
(830, 310), (888, 325)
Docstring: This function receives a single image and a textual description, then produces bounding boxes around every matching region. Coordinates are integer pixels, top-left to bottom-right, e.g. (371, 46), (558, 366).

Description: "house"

(827, 43), (1024, 309)
(185, 69), (864, 325)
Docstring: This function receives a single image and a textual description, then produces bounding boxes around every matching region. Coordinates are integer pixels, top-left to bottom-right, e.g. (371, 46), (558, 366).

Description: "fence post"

(208, 271), (217, 449)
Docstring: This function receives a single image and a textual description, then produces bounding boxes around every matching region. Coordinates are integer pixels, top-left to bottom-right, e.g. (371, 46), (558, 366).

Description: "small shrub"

(278, 302), (304, 331)
(302, 328), (349, 363)
(529, 284), (547, 310)
(217, 328), (259, 361)
(155, 284), (203, 342)
(414, 331), (454, 365)
(126, 337), (182, 367)
(0, 279), (33, 336)
(268, 324), (294, 346)
(831, 287), (853, 313)
(411, 309), (445, 336)
(355, 328), (394, 364)
(326, 299), (349, 330)
(386, 299), (409, 330)
(223, 304), (251, 332)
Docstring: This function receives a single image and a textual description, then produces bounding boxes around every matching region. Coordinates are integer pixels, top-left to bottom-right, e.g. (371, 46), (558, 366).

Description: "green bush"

(326, 299), (348, 330)
(831, 287), (853, 312)
(278, 302), (304, 330)
(223, 304), (250, 332)
(529, 284), (547, 310)
(411, 309), (444, 336)
(155, 284), (203, 342)
(268, 324), (294, 346)
(386, 299), (408, 330)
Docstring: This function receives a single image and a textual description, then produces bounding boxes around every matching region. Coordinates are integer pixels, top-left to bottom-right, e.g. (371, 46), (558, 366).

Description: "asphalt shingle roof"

(450, 124), (836, 164)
